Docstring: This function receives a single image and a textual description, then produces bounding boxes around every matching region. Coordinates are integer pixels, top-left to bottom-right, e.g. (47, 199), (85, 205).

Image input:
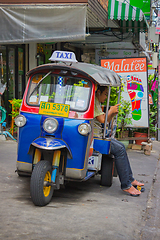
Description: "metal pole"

(111, 86), (121, 138)
(158, 63), (160, 141)
(150, 0), (153, 27)
(0, 53), (2, 133)
(115, 86), (121, 123)
(103, 86), (111, 139)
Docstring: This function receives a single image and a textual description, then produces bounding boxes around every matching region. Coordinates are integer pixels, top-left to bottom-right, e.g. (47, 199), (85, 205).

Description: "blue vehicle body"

(17, 112), (41, 173)
(15, 51), (121, 206)
(17, 112), (95, 180)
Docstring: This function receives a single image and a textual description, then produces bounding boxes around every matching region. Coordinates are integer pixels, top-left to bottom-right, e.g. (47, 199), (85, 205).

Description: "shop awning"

(108, 0), (148, 32)
(0, 4), (87, 44)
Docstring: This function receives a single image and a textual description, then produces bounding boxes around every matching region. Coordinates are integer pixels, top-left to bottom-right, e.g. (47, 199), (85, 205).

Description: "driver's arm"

(96, 104), (120, 123)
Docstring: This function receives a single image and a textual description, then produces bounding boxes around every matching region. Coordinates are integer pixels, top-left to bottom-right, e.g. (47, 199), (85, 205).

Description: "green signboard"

(130, 0), (150, 16)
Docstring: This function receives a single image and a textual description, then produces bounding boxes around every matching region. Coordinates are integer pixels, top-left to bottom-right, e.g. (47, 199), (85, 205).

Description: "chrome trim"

(31, 142), (72, 159)
(78, 123), (91, 136)
(15, 114), (27, 127)
(66, 168), (84, 179)
(32, 142), (66, 150)
(43, 118), (58, 133)
(16, 161), (32, 173)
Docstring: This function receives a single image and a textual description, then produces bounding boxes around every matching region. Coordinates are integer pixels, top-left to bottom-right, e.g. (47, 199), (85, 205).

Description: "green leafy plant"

(9, 99), (22, 118)
(149, 104), (160, 136)
(116, 96), (132, 138)
(103, 86), (119, 106)
(9, 98), (22, 134)
(108, 84), (132, 138)
(109, 87), (119, 106)
(48, 92), (55, 100)
(148, 72), (159, 136)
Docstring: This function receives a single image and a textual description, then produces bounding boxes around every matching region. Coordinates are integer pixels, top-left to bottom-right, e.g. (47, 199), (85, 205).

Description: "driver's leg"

(110, 138), (134, 190)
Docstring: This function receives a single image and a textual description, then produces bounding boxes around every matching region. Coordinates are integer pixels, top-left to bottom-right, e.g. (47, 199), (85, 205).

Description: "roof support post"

(103, 85), (111, 139)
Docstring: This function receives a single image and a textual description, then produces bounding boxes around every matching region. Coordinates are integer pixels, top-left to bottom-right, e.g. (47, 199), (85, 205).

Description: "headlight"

(78, 123), (91, 136)
(15, 115), (27, 127)
(43, 118), (58, 133)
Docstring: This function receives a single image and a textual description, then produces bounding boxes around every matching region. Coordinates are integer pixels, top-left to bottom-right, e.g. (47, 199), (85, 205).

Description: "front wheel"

(30, 160), (54, 206)
(100, 155), (114, 187)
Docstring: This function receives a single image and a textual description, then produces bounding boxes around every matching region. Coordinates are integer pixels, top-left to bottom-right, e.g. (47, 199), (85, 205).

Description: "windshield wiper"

(29, 71), (52, 98)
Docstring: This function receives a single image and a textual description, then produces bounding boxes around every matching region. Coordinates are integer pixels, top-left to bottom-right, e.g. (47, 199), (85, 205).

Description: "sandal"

(130, 193), (141, 197)
(134, 185), (145, 192)
(123, 186), (141, 197)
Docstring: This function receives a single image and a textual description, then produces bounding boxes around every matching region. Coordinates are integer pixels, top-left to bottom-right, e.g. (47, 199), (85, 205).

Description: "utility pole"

(158, 8), (160, 141)
(0, 53), (2, 133)
(154, 1), (160, 140)
(149, 0), (160, 140)
(158, 62), (160, 141)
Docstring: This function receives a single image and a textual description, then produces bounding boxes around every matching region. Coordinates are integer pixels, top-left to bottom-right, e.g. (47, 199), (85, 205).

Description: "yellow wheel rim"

(43, 171), (51, 197)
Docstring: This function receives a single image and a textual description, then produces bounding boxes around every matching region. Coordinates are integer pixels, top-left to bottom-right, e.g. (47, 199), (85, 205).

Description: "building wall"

(97, 0), (108, 12)
(0, 0), (108, 12)
(0, 0), (88, 3)
(29, 43), (37, 70)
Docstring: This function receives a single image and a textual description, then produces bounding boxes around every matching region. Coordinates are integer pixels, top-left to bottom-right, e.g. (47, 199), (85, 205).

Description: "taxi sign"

(49, 50), (77, 63)
(39, 102), (70, 118)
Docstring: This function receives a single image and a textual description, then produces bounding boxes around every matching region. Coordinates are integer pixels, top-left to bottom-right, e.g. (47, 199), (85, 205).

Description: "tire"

(30, 160), (54, 206)
(100, 155), (114, 187)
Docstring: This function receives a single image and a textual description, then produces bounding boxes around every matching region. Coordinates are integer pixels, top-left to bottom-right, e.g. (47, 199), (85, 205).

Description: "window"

(27, 73), (91, 112)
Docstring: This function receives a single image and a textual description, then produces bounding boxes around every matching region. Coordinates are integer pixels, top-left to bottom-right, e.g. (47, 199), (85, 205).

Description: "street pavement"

(140, 141), (160, 240)
(0, 139), (160, 240)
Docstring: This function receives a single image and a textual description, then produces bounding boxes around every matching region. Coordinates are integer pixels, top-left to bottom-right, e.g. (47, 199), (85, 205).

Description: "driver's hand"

(109, 103), (121, 116)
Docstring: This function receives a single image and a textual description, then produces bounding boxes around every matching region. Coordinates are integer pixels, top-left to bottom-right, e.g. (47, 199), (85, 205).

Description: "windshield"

(27, 73), (91, 112)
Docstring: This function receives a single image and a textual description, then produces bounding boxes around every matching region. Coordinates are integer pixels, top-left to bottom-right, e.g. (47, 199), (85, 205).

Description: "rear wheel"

(30, 160), (54, 206)
(100, 155), (114, 187)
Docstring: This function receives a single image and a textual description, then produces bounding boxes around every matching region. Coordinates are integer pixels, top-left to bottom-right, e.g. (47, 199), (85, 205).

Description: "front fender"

(29, 137), (72, 159)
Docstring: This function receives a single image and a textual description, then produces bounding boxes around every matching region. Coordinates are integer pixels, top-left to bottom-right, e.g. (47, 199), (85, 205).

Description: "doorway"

(0, 44), (26, 126)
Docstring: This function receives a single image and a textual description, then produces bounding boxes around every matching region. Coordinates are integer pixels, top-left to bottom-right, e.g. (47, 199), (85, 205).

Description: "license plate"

(39, 102), (70, 118)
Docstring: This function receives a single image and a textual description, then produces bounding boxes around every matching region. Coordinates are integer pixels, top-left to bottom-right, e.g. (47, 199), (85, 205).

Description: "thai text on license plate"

(39, 102), (70, 118)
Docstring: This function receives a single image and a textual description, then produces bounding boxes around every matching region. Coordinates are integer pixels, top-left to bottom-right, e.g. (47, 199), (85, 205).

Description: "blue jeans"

(110, 138), (134, 190)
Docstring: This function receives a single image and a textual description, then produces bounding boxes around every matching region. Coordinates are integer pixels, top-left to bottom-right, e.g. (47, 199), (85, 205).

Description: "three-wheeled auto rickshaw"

(15, 50), (121, 206)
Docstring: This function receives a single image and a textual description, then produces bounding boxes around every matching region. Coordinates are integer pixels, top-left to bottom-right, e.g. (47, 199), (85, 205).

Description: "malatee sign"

(101, 57), (149, 128)
(101, 58), (147, 73)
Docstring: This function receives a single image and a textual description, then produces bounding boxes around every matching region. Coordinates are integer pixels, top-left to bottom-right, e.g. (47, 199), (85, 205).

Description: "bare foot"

(123, 186), (141, 196)
(131, 180), (144, 186)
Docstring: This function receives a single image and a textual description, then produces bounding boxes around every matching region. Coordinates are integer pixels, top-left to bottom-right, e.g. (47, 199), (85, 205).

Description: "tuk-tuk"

(15, 51), (121, 206)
